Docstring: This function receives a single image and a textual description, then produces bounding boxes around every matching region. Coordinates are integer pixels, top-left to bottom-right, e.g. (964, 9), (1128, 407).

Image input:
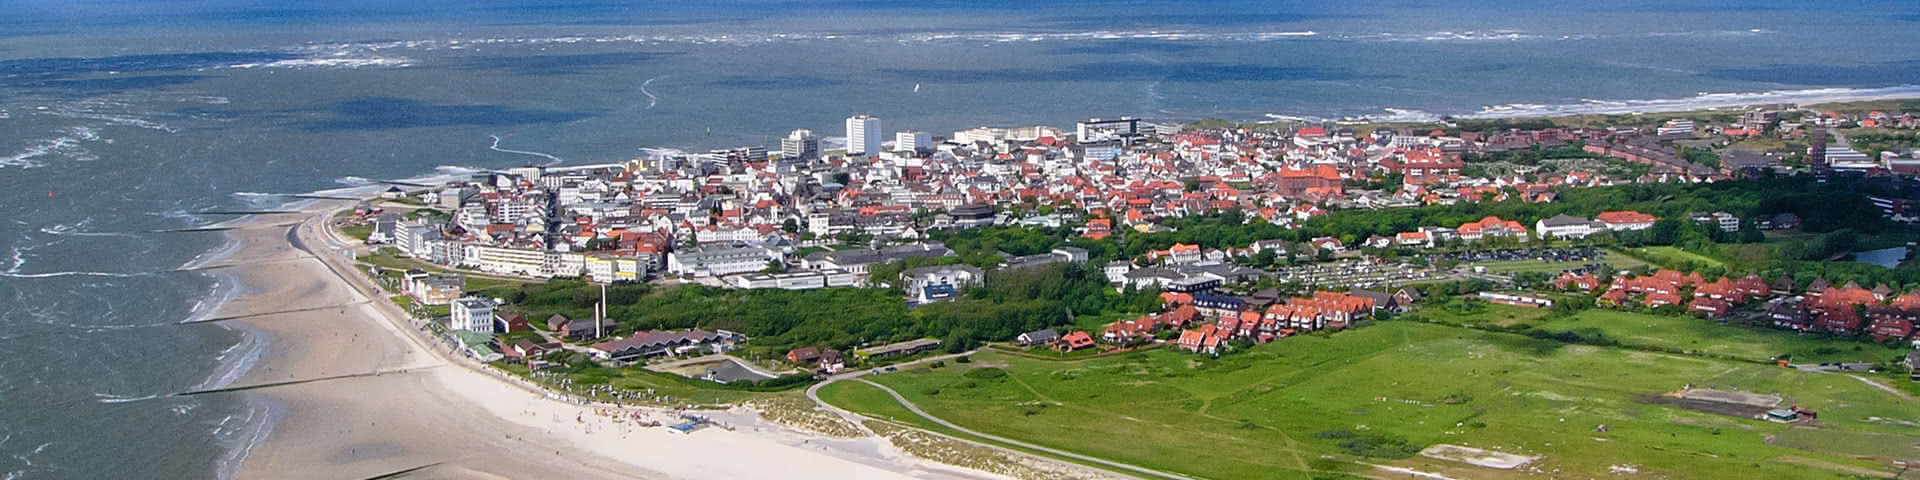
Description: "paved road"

(647, 353), (787, 378)
(803, 351), (979, 436)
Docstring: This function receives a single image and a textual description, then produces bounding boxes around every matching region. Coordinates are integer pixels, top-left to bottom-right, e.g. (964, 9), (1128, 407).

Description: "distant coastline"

(1252, 85), (1920, 126)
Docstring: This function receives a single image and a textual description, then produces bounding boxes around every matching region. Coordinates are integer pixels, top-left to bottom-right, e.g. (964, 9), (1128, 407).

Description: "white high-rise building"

(895, 131), (931, 153)
(846, 115), (882, 156)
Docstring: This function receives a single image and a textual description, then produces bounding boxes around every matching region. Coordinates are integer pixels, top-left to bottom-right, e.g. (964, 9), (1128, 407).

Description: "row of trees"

(1112, 176), (1885, 258)
(1461, 142), (1604, 166)
(501, 263), (1156, 357)
(910, 178), (1887, 277)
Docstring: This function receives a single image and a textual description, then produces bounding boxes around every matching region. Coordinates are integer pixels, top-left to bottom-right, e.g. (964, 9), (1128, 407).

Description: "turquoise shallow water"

(0, 1), (1916, 478)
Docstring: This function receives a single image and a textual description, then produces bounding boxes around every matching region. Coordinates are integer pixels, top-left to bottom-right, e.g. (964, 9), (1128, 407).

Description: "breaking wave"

(641, 75), (669, 109)
(0, 126), (103, 169)
(93, 393), (161, 404)
(222, 56), (411, 69)
(488, 134), (565, 166)
(1266, 85), (1920, 124)
(1456, 85), (1920, 119)
(278, 27), (1776, 52)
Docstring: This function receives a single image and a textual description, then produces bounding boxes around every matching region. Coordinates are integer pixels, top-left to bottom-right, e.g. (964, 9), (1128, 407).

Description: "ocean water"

(0, 1), (1916, 478)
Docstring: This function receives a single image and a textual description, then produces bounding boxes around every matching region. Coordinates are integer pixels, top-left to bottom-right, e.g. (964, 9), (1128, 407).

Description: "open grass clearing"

(1418, 303), (1549, 328)
(827, 321), (1920, 479)
(1529, 310), (1911, 364)
(498, 363), (766, 408)
(1625, 246), (1725, 269)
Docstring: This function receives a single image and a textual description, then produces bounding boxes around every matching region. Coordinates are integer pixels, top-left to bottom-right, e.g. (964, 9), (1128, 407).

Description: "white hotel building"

(846, 115), (882, 156)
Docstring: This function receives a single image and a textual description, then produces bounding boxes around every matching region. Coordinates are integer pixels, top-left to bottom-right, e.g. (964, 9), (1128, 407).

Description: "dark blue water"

(0, 1), (1916, 478)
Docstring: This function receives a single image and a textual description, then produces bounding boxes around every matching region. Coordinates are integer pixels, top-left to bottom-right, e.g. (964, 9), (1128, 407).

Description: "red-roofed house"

(1457, 216), (1529, 242)
(1054, 331), (1097, 352)
(1595, 210), (1657, 232)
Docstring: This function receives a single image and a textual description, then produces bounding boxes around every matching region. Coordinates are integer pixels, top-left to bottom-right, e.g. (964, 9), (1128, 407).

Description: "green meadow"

(1527, 310), (1913, 364)
(822, 320), (1920, 479)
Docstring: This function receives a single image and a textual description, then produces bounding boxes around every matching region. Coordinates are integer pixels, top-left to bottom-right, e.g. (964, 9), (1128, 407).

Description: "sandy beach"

(209, 202), (1030, 480)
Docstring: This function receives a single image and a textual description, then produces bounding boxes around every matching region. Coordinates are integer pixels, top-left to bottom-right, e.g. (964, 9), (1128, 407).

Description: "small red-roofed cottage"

(1054, 331), (1097, 352)
(1689, 297), (1732, 318)
(1556, 272), (1601, 292)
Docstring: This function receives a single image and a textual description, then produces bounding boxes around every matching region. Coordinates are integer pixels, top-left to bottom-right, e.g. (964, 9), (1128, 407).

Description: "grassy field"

(1806, 98), (1920, 114)
(1729, 137), (1790, 152)
(1417, 303), (1551, 328)
(823, 321), (1920, 479)
(497, 363), (768, 408)
(817, 380), (957, 433)
(1068, 310), (1136, 333)
(358, 248), (535, 295)
(1526, 310), (1911, 364)
(1624, 246), (1726, 269)
(341, 223), (373, 241)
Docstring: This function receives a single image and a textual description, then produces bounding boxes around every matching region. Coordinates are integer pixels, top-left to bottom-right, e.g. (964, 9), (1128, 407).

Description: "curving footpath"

(809, 368), (1194, 480)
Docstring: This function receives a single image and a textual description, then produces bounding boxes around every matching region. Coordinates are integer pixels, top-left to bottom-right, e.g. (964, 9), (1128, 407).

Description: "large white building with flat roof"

(668, 245), (783, 277)
(781, 128), (819, 160)
(895, 130), (931, 153)
(846, 115), (882, 156)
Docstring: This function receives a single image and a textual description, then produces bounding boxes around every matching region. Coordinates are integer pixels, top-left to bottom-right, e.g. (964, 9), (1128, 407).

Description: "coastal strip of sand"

(211, 201), (1025, 480)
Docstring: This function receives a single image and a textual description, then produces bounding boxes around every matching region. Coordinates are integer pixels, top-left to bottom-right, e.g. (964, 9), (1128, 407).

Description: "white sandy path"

(429, 366), (924, 480)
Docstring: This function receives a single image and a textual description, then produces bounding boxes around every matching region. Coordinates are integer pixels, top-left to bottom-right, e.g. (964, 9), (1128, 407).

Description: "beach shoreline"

(204, 200), (1041, 480)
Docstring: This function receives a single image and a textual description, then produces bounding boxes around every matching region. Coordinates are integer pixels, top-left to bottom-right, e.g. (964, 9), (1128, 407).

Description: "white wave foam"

(40, 104), (176, 133)
(4, 244), (28, 274)
(223, 56), (411, 70)
(641, 75), (670, 110)
(198, 321), (267, 391)
(435, 165), (483, 175)
(37, 227), (142, 239)
(228, 192), (290, 211)
(0, 126), (103, 169)
(284, 27), (1767, 53)
(1346, 107), (1443, 123)
(212, 394), (280, 480)
(178, 232), (244, 271)
(1455, 85), (1920, 119)
(488, 134), (565, 166)
(93, 393), (160, 404)
(1262, 113), (1325, 123)
(634, 147), (687, 162)
(0, 270), (147, 279)
(39, 217), (142, 239)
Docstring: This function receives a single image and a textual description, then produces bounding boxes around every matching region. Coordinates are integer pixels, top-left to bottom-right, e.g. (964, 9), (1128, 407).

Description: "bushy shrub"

(963, 367), (1008, 380)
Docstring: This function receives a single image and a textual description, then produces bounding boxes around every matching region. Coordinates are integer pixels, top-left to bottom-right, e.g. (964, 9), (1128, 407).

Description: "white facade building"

(781, 129), (819, 160)
(895, 130), (931, 152)
(846, 115), (882, 156)
(464, 245), (547, 277)
(584, 254), (647, 283)
(450, 297), (495, 333)
(1534, 214), (1605, 239)
(667, 245), (782, 277)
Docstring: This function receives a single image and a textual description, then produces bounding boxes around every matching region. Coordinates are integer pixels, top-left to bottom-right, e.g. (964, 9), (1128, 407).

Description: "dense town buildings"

(362, 104), (1919, 313)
